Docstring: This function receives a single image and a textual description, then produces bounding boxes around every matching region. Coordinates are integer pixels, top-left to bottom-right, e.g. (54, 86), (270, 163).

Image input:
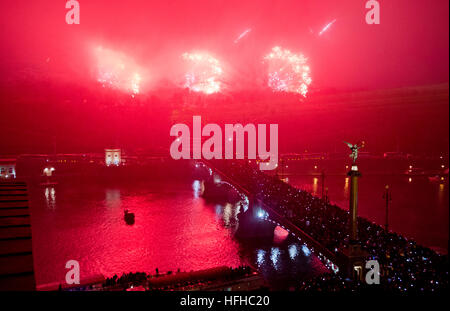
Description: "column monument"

(339, 141), (369, 280)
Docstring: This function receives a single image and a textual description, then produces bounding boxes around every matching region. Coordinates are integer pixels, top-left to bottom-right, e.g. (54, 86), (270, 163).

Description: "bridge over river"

(199, 160), (342, 274)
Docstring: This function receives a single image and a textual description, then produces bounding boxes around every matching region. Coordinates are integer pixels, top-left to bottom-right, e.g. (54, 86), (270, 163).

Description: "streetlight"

(383, 185), (392, 232)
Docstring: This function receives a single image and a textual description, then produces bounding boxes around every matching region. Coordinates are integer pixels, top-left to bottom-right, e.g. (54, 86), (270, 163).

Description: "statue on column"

(343, 141), (365, 165)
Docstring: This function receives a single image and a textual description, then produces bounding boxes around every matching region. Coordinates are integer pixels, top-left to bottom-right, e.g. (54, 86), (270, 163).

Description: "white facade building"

(105, 149), (122, 166)
(0, 159), (16, 179)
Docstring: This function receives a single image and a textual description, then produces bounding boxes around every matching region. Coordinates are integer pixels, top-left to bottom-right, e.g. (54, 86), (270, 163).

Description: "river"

(28, 165), (447, 289)
(28, 170), (326, 289)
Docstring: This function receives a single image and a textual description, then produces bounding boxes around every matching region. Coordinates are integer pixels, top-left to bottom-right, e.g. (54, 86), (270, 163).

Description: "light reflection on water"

(30, 176), (327, 288)
(257, 249), (266, 267)
(302, 245), (311, 256)
(287, 174), (449, 253)
(44, 187), (56, 210)
(270, 247), (281, 270)
(105, 189), (121, 209)
(192, 180), (204, 198)
(288, 244), (298, 260)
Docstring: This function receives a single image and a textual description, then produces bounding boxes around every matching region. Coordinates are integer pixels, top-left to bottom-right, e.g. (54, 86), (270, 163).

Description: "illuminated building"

(0, 159), (16, 179)
(43, 166), (55, 177)
(105, 149), (122, 166)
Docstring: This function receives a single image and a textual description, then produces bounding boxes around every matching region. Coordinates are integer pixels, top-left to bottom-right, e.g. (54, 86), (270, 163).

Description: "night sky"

(0, 0), (448, 154)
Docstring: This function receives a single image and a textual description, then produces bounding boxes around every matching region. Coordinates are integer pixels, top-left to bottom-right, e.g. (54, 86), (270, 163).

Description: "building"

(42, 166), (55, 177)
(0, 159), (16, 179)
(0, 181), (35, 290)
(105, 149), (122, 166)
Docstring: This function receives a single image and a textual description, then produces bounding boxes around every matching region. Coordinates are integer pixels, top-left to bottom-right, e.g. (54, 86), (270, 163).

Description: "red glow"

(274, 225), (289, 243)
(182, 51), (223, 94)
(264, 46), (312, 97)
(93, 46), (145, 96)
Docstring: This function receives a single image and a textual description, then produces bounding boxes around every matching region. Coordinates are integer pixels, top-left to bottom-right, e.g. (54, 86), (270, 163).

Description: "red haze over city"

(0, 0), (448, 155)
(0, 0), (448, 295)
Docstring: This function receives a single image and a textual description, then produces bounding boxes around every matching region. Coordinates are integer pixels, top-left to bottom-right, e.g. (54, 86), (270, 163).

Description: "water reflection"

(438, 183), (445, 205)
(44, 187), (56, 210)
(302, 245), (311, 256)
(105, 189), (121, 209)
(273, 226), (289, 244)
(270, 247), (281, 270)
(215, 204), (223, 218)
(288, 244), (298, 260)
(213, 202), (239, 228)
(287, 174), (449, 252)
(312, 177), (318, 195)
(31, 176), (329, 288)
(256, 249), (266, 267)
(192, 180), (204, 198)
(223, 203), (233, 226)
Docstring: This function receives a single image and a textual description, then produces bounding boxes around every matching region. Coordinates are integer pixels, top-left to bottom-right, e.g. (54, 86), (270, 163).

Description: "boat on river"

(124, 209), (135, 225)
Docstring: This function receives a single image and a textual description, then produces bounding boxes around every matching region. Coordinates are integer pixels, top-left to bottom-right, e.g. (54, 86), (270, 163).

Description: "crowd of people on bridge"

(210, 160), (448, 293)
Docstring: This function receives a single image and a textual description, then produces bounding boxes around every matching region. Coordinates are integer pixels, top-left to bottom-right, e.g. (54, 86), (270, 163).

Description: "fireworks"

(94, 46), (143, 96)
(234, 28), (252, 44)
(264, 46), (312, 97)
(319, 19), (337, 36)
(182, 52), (223, 94)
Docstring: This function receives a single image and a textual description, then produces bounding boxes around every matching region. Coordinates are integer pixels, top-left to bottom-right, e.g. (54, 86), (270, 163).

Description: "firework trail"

(234, 28), (252, 44)
(319, 19), (337, 36)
